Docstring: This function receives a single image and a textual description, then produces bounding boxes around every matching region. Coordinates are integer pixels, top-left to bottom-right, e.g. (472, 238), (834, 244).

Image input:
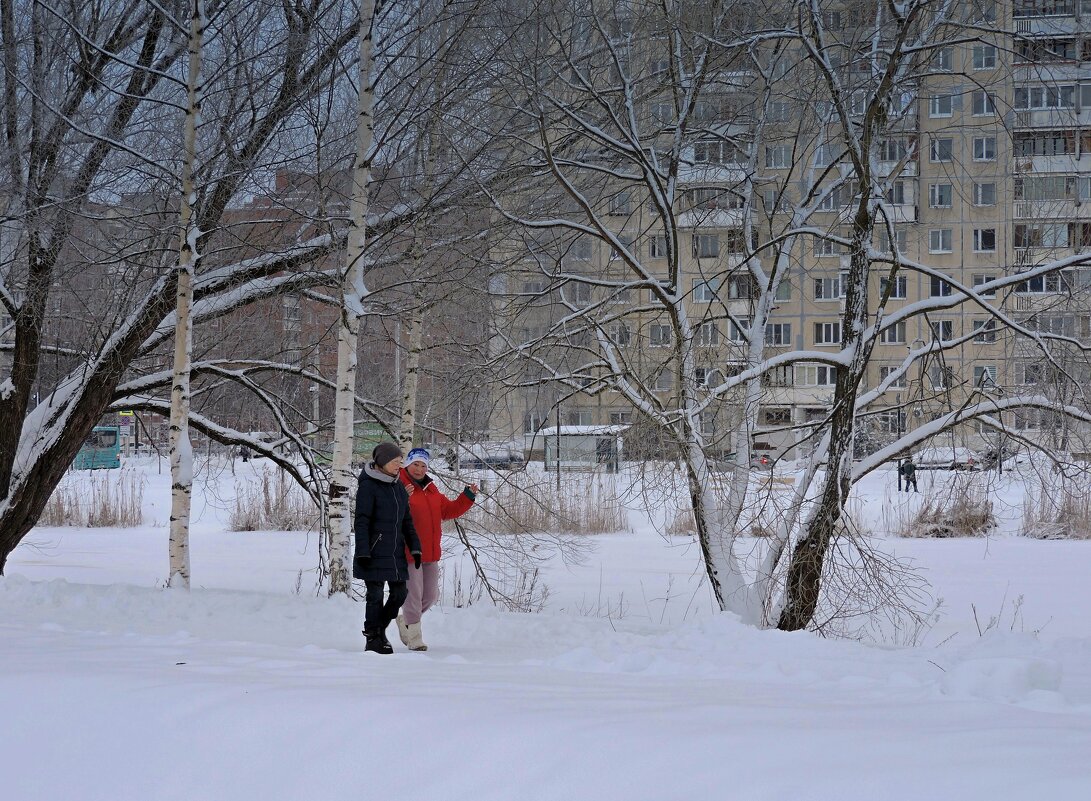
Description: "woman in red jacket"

(397, 447), (477, 651)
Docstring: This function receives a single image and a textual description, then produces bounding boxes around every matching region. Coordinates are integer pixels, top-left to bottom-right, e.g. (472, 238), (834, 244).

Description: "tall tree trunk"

(398, 292), (425, 449)
(327, 0), (376, 595)
(167, 0), (204, 589)
(777, 211), (874, 631)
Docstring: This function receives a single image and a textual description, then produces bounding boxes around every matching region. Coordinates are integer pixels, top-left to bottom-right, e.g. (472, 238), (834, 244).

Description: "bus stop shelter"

(533, 425), (627, 472)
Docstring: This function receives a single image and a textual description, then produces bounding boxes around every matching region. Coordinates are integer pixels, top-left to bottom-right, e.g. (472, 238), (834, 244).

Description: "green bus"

(73, 426), (121, 470)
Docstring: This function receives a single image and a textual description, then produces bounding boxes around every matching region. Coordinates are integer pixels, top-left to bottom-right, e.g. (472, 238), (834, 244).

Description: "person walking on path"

(354, 441), (422, 654)
(898, 457), (918, 493)
(397, 447), (477, 651)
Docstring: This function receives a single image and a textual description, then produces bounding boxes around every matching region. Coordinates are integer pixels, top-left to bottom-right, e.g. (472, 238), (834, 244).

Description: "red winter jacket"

(399, 469), (475, 563)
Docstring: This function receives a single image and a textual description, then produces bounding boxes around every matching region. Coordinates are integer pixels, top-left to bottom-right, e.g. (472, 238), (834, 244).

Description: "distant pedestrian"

(397, 447), (477, 651)
(899, 457), (918, 492)
(354, 441), (422, 654)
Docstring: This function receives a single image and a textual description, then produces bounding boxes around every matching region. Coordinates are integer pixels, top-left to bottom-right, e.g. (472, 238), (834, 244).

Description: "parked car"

(912, 446), (981, 471)
(445, 443), (525, 471)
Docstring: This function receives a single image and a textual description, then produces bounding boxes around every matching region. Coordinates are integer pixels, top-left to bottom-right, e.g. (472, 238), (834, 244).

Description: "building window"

(813, 275), (843, 299)
(1015, 175), (1074, 200)
(879, 321), (907, 344)
(929, 229), (953, 253)
(972, 44), (997, 70)
(1014, 223), (1069, 249)
(688, 187), (744, 210)
(653, 370), (674, 391)
(649, 323), (672, 347)
(972, 273), (996, 298)
(1016, 362), (1044, 385)
(571, 282), (593, 306)
(928, 364), (953, 390)
(929, 183), (953, 208)
(695, 321), (719, 347)
(693, 279), (720, 302)
(1015, 131), (1075, 157)
(971, 91), (995, 116)
(885, 180), (907, 205)
(608, 193), (632, 216)
(930, 319), (955, 340)
(973, 318), (998, 343)
(693, 234), (720, 258)
(929, 137), (953, 162)
(1015, 271), (1069, 293)
(879, 365), (907, 388)
(878, 137), (912, 162)
(765, 323), (792, 346)
(973, 182), (996, 206)
(765, 144), (791, 168)
(763, 408), (792, 426)
(973, 228), (997, 252)
(932, 47), (953, 72)
(929, 276), (953, 297)
(973, 136), (997, 161)
(929, 94), (953, 117)
(694, 140), (744, 165)
(1014, 84), (1075, 110)
(727, 318), (750, 342)
(813, 236), (842, 257)
(814, 322), (841, 345)
(762, 364), (794, 387)
(796, 363), (838, 386)
(878, 228), (907, 254)
(880, 275), (908, 298)
(649, 235), (668, 259)
(608, 235), (634, 261)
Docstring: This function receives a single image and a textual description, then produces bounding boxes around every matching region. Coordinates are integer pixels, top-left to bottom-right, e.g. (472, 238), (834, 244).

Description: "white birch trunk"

(167, 1), (204, 589)
(398, 295), (424, 449)
(327, 0), (376, 595)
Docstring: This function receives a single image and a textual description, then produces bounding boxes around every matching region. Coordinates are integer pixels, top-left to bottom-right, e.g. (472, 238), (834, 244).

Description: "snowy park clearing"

(4, 458), (1091, 801)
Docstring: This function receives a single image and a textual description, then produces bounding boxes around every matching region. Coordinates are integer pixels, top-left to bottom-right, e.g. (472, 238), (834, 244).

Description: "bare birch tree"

(167, 0), (206, 590)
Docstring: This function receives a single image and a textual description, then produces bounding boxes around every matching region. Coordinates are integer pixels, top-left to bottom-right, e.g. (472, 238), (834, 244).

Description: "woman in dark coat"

(354, 441), (422, 654)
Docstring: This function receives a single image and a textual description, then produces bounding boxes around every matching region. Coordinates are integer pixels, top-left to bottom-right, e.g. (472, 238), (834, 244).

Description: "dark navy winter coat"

(353, 462), (422, 582)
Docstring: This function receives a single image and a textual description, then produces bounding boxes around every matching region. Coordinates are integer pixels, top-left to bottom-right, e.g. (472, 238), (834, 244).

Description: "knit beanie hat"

(372, 441), (403, 469)
(405, 447), (431, 467)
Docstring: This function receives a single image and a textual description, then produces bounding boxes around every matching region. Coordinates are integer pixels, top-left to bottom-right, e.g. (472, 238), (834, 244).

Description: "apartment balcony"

(677, 208), (747, 229)
(1009, 292), (1076, 313)
(1014, 199), (1091, 219)
(1014, 63), (1091, 83)
(876, 159), (917, 178)
(877, 202), (918, 223)
(1018, 154), (1091, 173)
(1012, 108), (1082, 128)
(1014, 15), (1080, 37)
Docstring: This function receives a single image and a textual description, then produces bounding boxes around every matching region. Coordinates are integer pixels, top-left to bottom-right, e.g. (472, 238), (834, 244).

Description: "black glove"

(412, 552), (422, 570)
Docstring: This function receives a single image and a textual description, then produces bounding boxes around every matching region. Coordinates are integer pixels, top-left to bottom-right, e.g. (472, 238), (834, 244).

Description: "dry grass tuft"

(1021, 472), (1091, 540)
(467, 472), (628, 535)
(41, 470), (144, 527)
(898, 478), (996, 538)
(230, 468), (319, 532)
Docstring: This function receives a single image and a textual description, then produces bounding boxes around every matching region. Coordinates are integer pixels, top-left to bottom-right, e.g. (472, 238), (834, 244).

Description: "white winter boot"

(396, 614), (411, 647)
(406, 622), (428, 651)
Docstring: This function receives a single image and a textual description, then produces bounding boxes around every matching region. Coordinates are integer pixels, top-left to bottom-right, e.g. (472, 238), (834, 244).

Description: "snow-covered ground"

(4, 458), (1091, 800)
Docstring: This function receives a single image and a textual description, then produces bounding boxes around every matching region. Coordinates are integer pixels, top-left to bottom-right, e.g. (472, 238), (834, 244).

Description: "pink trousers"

(402, 562), (440, 625)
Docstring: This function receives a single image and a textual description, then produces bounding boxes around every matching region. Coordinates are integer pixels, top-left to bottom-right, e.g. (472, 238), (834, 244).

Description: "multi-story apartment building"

(494, 1), (1091, 461)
